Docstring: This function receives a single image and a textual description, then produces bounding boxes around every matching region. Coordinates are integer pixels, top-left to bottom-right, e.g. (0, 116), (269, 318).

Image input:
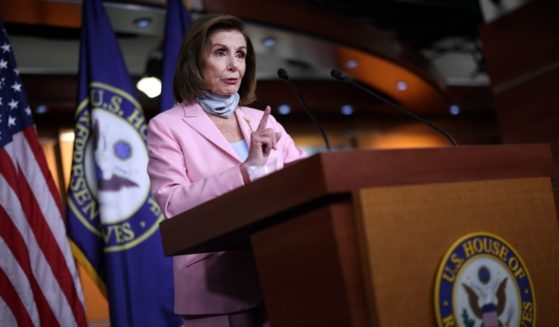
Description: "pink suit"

(147, 102), (306, 315)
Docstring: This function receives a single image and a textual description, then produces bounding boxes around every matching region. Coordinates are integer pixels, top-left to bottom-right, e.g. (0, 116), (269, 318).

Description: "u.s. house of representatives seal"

(435, 232), (536, 327)
(68, 82), (164, 251)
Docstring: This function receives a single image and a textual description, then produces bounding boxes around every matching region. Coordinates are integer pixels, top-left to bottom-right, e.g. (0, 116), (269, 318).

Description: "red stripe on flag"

(0, 146), (86, 326)
(0, 268), (34, 327)
(0, 149), (19, 195)
(0, 205), (57, 326)
(23, 127), (65, 219)
(15, 157), (86, 325)
(1, 147), (87, 326)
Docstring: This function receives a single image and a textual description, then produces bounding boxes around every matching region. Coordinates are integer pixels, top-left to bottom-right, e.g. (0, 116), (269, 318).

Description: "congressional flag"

(66, 0), (180, 326)
(0, 20), (87, 326)
(161, 0), (192, 111)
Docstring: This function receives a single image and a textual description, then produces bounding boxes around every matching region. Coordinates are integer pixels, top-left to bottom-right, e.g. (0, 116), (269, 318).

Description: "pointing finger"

(257, 106), (271, 131)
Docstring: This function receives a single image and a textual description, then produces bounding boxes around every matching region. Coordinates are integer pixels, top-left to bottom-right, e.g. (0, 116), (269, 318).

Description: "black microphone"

(277, 68), (332, 151)
(330, 69), (458, 146)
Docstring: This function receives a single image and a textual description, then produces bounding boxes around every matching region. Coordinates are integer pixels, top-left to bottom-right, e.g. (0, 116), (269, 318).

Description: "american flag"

(0, 22), (87, 326)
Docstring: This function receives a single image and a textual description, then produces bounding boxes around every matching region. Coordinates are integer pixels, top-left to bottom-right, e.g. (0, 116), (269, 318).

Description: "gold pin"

(244, 116), (253, 133)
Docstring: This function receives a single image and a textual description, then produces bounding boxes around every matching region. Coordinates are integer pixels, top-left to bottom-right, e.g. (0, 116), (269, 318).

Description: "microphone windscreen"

(330, 69), (346, 81)
(277, 68), (289, 81)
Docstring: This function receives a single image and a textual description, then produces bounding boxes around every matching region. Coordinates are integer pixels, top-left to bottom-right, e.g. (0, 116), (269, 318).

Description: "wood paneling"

(479, 0), (559, 87)
(251, 203), (369, 327)
(354, 178), (559, 326)
(480, 0), (559, 185)
(0, 0), (82, 28)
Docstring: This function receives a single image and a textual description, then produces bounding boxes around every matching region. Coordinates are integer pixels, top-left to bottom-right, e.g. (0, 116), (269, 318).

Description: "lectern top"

(160, 144), (555, 256)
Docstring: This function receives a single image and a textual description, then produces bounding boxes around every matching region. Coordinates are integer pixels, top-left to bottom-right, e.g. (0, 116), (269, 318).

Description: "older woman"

(147, 13), (306, 326)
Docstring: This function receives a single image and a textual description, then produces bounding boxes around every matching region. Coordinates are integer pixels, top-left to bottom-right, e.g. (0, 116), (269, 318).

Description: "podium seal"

(434, 232), (535, 327)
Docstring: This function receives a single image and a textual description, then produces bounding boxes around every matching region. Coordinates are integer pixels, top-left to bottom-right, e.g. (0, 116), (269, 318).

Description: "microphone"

(277, 68), (332, 151)
(330, 69), (458, 146)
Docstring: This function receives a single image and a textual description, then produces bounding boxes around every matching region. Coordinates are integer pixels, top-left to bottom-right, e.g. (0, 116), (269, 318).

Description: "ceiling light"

(277, 104), (291, 115)
(341, 104), (354, 116)
(396, 81), (408, 91)
(35, 105), (48, 114)
(262, 37), (276, 48)
(136, 77), (161, 98)
(133, 17), (152, 29)
(345, 59), (358, 69)
(449, 104), (461, 115)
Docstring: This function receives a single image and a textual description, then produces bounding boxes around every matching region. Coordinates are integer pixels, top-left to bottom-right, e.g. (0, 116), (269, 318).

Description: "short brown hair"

(173, 13), (256, 105)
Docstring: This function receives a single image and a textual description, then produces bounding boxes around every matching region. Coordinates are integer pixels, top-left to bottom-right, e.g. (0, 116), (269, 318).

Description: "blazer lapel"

(236, 107), (255, 144)
(181, 103), (240, 161)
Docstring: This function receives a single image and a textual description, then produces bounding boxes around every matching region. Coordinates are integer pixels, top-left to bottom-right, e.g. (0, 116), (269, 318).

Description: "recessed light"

(133, 17), (152, 29)
(396, 81), (407, 91)
(277, 104), (291, 115)
(449, 104), (461, 115)
(35, 105), (48, 114)
(341, 104), (354, 116)
(345, 59), (358, 69)
(262, 37), (276, 48)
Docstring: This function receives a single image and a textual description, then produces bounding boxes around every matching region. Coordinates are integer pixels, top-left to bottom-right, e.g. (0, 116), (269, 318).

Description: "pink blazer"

(147, 102), (306, 315)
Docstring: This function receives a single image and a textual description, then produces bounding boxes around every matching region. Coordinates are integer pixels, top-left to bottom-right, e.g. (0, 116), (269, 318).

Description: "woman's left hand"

(240, 106), (281, 182)
(245, 106), (281, 165)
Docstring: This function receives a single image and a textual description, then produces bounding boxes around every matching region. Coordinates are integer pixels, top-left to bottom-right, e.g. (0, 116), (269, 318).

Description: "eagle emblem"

(462, 266), (509, 327)
(434, 233), (535, 327)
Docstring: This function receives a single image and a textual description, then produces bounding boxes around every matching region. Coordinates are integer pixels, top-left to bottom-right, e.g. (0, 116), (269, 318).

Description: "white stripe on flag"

(0, 296), (19, 327)
(0, 173), (78, 327)
(0, 237), (39, 326)
(12, 133), (85, 306)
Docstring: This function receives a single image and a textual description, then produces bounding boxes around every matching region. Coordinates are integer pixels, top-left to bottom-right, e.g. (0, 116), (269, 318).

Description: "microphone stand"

(331, 69), (458, 146)
(278, 68), (332, 151)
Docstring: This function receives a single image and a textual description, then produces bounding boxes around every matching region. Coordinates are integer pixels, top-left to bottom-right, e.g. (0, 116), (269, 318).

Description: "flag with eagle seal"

(66, 0), (180, 325)
(434, 232), (535, 327)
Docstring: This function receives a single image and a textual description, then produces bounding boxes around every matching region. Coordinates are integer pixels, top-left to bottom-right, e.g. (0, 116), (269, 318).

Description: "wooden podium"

(160, 144), (559, 326)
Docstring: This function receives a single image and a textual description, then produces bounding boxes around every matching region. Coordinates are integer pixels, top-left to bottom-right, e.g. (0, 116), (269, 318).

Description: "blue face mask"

(197, 92), (240, 119)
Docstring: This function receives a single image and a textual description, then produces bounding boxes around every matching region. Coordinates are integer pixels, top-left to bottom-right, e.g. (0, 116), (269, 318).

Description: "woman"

(147, 13), (306, 326)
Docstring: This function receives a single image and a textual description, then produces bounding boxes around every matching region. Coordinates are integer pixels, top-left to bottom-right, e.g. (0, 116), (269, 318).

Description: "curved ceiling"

(0, 0), (491, 122)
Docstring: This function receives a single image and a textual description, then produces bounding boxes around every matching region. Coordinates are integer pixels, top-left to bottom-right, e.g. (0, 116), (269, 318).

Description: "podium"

(160, 144), (559, 326)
